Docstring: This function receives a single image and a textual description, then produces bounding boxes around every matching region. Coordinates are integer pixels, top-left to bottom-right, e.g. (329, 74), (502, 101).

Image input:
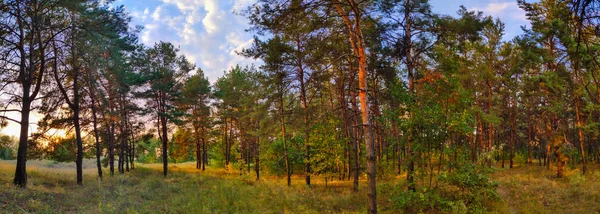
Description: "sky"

(0, 0), (530, 137)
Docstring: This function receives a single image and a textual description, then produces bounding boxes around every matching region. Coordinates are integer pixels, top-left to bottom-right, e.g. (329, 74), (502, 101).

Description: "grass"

(1, 160), (599, 213)
(493, 163), (600, 214)
(0, 160), (372, 213)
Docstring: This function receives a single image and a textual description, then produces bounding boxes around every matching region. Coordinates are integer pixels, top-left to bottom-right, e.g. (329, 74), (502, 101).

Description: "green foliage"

(309, 117), (345, 178)
(438, 163), (500, 209)
(45, 136), (77, 163)
(394, 162), (499, 213)
(136, 137), (161, 163)
(393, 187), (458, 213)
(170, 129), (195, 163)
(0, 135), (16, 160)
(262, 137), (304, 176)
(0, 147), (14, 160)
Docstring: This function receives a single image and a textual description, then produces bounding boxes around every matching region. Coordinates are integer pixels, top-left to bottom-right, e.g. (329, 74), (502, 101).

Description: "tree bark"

(14, 1), (45, 186)
(405, 0), (416, 192)
(280, 81), (291, 186)
(73, 56), (83, 185)
(255, 120), (260, 180)
(334, 1), (377, 212)
(202, 127), (207, 171)
(89, 80), (103, 180)
(161, 92), (169, 176)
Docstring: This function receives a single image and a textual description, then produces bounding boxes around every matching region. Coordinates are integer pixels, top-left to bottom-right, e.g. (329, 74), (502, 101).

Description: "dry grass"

(493, 163), (600, 214)
(1, 159), (600, 213)
(0, 160), (373, 213)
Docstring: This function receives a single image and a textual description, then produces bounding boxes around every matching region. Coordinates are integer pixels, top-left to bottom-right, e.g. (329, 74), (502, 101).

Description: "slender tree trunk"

(255, 120), (260, 180)
(573, 67), (587, 174)
(280, 82), (291, 186)
(406, 29), (416, 192)
(161, 93), (169, 176)
(124, 113), (130, 172)
(334, 1), (377, 212)
(510, 98), (515, 169)
(229, 119), (234, 170)
(487, 83), (493, 167)
(54, 33), (84, 184)
(119, 95), (127, 174)
(576, 100), (586, 174)
(130, 129), (135, 169)
(223, 118), (229, 169)
(73, 63), (84, 185)
(90, 82), (103, 180)
(194, 125), (201, 170)
(202, 127), (207, 171)
(527, 115), (532, 165)
(109, 116), (115, 175)
(350, 82), (360, 192)
(295, 37), (311, 186)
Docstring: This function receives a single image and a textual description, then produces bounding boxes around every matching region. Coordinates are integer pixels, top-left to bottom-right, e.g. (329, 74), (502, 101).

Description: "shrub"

(438, 163), (499, 207)
(0, 147), (14, 160)
(394, 162), (499, 213)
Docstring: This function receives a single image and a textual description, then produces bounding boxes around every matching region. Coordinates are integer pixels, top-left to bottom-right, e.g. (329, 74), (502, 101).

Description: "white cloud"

(133, 0), (259, 82)
(201, 0), (226, 34)
(232, 0), (255, 13)
(471, 1), (527, 21)
(161, 0), (205, 12)
(152, 5), (163, 21)
(143, 8), (149, 20)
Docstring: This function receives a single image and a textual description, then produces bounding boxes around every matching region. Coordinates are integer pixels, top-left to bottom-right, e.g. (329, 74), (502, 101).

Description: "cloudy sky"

(119, 0), (531, 83)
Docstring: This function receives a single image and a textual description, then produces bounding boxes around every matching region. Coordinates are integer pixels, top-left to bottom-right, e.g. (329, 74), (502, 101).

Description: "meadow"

(0, 160), (599, 213)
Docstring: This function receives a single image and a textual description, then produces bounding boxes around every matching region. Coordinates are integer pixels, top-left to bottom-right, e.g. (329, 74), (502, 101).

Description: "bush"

(438, 163), (499, 207)
(0, 134), (16, 160)
(394, 187), (455, 212)
(394, 163), (499, 213)
(0, 147), (14, 160)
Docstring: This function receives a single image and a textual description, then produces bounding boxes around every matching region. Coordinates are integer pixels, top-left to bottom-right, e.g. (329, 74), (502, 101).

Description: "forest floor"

(493, 163), (600, 213)
(0, 160), (599, 213)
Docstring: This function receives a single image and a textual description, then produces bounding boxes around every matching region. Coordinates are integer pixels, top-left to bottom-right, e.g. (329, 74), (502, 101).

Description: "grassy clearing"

(493, 163), (600, 214)
(0, 160), (373, 213)
(1, 160), (599, 213)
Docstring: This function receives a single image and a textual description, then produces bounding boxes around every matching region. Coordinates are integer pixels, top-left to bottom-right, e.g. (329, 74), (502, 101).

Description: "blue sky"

(117, 0), (531, 83)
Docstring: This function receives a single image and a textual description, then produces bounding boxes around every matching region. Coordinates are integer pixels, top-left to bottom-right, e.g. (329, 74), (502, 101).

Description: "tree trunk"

(350, 81), (360, 192)
(119, 95), (127, 174)
(14, 98), (30, 187)
(510, 100), (515, 169)
(334, 1), (377, 212)
(161, 93), (169, 176)
(280, 82), (291, 187)
(255, 120), (260, 180)
(296, 37), (311, 186)
(130, 129), (135, 169)
(109, 117), (116, 175)
(73, 61), (84, 185)
(574, 83), (587, 175)
(202, 127), (207, 171)
(90, 83), (103, 180)
(406, 51), (416, 189)
(194, 125), (201, 170)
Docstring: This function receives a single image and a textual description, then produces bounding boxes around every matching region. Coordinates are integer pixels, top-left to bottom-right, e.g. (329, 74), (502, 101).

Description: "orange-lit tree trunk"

(572, 63), (587, 174)
(335, 1), (377, 212)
